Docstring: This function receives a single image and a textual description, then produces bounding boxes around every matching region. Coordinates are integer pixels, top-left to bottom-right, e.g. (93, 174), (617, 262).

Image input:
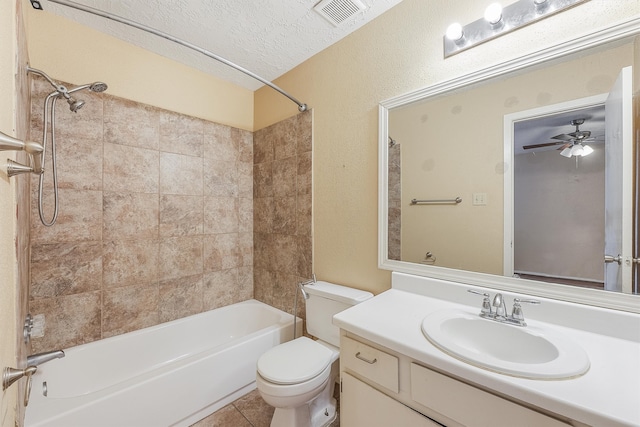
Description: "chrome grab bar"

(411, 197), (462, 205)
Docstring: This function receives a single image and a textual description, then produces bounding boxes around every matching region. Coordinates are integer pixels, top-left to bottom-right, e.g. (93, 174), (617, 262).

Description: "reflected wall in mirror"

(380, 22), (639, 312)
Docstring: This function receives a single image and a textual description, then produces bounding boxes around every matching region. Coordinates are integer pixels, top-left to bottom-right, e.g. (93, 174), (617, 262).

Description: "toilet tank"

(304, 281), (373, 347)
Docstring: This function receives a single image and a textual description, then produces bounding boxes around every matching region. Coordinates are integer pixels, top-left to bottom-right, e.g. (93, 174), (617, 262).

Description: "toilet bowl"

(257, 338), (339, 427)
(256, 281), (373, 427)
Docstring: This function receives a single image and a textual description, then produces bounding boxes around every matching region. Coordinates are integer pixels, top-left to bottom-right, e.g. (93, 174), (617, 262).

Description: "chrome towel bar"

(410, 197), (462, 205)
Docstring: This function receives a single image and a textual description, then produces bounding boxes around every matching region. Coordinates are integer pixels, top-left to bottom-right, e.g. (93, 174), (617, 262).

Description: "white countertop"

(333, 275), (640, 427)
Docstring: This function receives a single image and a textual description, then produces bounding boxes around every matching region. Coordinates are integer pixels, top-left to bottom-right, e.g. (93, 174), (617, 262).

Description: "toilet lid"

(257, 337), (333, 385)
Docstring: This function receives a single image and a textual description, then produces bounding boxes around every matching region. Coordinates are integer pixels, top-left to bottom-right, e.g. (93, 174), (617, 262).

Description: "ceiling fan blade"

(551, 133), (574, 141)
(522, 141), (563, 150)
(556, 143), (571, 151)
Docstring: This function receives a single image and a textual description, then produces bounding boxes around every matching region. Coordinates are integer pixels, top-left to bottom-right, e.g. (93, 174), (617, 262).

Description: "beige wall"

(23, 3), (254, 131)
(254, 0), (640, 295)
(0, 0), (19, 422)
(1, 1), (30, 426)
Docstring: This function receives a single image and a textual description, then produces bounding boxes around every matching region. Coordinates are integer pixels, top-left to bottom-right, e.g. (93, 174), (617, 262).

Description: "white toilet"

(256, 281), (373, 427)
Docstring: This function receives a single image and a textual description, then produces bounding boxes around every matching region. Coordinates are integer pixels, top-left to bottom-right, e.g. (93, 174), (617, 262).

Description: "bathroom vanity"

(334, 273), (640, 427)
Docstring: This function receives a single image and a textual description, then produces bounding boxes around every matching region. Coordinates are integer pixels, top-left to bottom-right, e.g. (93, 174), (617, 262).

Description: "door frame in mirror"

(378, 17), (640, 313)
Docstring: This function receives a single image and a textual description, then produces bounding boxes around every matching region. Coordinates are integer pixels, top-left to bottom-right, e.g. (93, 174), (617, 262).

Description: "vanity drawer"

(341, 336), (399, 393)
(410, 363), (570, 427)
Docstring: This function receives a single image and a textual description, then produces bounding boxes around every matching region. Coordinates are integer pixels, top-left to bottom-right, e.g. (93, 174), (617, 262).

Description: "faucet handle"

(511, 298), (540, 325)
(467, 289), (492, 316)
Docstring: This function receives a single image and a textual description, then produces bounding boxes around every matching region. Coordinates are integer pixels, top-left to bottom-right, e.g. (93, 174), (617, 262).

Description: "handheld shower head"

(67, 97), (85, 112)
(89, 82), (108, 92)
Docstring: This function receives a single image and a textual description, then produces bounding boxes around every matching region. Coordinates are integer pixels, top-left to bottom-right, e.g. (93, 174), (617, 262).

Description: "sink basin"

(421, 310), (589, 379)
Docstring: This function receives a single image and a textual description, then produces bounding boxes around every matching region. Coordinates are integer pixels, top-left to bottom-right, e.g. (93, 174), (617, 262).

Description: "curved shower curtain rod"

(30, 0), (309, 112)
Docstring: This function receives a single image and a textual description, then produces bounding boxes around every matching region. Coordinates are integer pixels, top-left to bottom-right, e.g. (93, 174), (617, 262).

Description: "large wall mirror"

(379, 18), (639, 312)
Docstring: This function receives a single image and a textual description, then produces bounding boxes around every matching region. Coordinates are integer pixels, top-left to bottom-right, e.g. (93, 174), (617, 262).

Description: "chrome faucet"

(492, 293), (507, 320)
(26, 350), (65, 367)
(468, 289), (540, 327)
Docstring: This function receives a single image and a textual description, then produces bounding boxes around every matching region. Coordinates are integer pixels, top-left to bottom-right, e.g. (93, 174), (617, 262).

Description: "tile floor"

(191, 388), (340, 427)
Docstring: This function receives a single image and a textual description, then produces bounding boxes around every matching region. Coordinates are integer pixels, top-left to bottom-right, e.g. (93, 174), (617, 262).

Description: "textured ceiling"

(36, 0), (404, 90)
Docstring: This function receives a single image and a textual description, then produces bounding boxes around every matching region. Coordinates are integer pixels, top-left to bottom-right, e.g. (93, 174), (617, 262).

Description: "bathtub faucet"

(27, 350), (65, 367)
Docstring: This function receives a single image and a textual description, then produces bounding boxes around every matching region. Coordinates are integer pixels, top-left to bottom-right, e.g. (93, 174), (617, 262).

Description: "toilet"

(256, 281), (373, 427)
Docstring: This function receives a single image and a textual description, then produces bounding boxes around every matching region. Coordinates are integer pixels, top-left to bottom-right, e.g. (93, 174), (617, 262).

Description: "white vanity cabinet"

(340, 333), (572, 427)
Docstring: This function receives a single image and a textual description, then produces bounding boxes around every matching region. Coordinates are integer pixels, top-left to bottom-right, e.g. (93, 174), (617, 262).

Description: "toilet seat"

(257, 337), (333, 385)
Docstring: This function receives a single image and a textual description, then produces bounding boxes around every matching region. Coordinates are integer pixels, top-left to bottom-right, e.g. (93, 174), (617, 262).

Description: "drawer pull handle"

(355, 352), (377, 364)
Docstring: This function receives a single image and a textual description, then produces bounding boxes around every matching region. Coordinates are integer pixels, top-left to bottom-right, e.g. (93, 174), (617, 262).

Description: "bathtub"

(25, 300), (301, 427)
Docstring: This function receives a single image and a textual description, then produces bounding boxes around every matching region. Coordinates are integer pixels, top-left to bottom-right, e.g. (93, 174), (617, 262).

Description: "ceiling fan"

(522, 118), (599, 157)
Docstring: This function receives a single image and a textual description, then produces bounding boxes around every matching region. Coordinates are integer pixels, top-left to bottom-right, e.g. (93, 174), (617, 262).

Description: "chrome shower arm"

(27, 66), (63, 92)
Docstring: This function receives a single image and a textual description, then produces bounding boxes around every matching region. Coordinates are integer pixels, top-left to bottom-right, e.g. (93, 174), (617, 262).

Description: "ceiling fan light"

(560, 147), (572, 157)
(581, 144), (594, 156)
(570, 144), (584, 157)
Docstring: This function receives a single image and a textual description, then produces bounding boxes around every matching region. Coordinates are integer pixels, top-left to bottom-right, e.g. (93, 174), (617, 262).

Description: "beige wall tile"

(31, 188), (102, 244)
(103, 191), (159, 240)
(203, 233), (240, 272)
(204, 157), (238, 197)
(253, 111), (313, 317)
(296, 110), (313, 154)
(253, 162), (272, 198)
(238, 197), (253, 233)
(204, 197), (238, 234)
(160, 152), (203, 196)
(104, 96), (159, 150)
(52, 134), (103, 191)
(203, 269), (238, 311)
(253, 198), (273, 233)
(253, 127), (274, 165)
(237, 160), (253, 199)
(159, 274), (204, 322)
(203, 121), (234, 160)
(273, 196), (296, 235)
(31, 242), (102, 299)
(30, 292), (101, 353)
(272, 157), (297, 198)
(159, 110), (204, 157)
(103, 283), (160, 337)
(159, 236), (203, 280)
(159, 194), (204, 237)
(273, 120), (297, 160)
(102, 239), (159, 288)
(104, 142), (159, 193)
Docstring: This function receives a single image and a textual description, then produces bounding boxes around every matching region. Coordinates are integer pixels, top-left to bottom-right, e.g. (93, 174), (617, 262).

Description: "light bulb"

(560, 147), (572, 158)
(484, 3), (503, 25)
(581, 144), (594, 156)
(446, 23), (464, 42)
(570, 144), (584, 157)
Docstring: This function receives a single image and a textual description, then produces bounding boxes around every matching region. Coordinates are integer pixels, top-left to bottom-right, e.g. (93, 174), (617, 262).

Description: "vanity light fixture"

(443, 0), (589, 58)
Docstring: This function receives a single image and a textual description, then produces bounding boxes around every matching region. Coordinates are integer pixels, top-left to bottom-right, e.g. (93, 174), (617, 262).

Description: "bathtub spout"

(27, 350), (65, 367)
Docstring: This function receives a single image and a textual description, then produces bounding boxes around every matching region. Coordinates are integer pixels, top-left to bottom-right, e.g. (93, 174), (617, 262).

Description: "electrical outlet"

(472, 193), (487, 206)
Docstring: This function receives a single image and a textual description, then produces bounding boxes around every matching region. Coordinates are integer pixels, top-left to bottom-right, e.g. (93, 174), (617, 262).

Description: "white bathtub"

(25, 300), (301, 427)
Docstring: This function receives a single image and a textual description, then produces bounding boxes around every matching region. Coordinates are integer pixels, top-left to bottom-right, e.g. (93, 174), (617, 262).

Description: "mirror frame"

(378, 17), (640, 313)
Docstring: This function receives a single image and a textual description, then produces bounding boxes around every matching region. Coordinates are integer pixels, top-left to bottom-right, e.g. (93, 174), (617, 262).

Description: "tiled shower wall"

(29, 77), (255, 353)
(388, 143), (401, 261)
(253, 112), (313, 320)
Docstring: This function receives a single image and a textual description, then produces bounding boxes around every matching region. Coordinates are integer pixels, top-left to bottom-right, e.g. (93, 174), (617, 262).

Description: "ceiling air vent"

(313, 0), (367, 27)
